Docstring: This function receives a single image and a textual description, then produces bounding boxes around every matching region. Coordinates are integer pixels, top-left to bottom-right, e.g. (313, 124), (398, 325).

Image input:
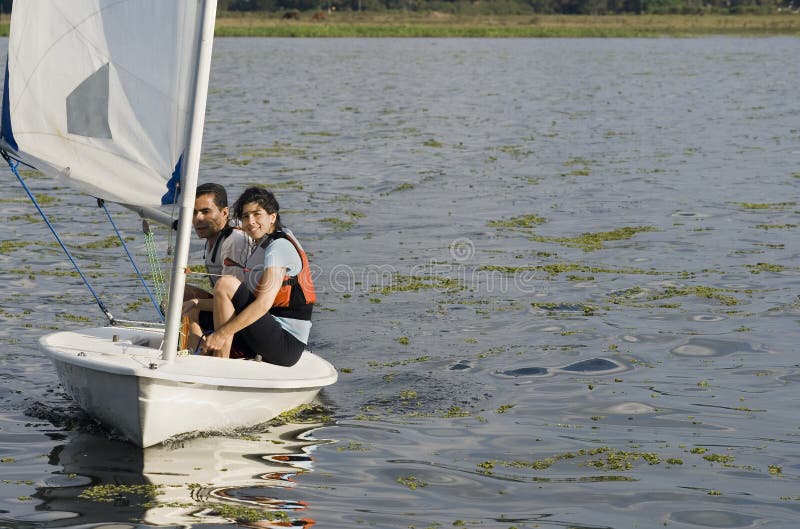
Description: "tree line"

(0, 0), (795, 15)
(220, 0), (797, 14)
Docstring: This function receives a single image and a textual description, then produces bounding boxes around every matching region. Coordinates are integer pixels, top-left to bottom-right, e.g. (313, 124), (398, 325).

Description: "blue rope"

(6, 158), (116, 325)
(98, 200), (165, 322)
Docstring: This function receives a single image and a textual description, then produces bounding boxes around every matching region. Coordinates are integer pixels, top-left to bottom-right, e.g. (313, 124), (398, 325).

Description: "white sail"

(2, 0), (204, 206)
(2, 2), (338, 446)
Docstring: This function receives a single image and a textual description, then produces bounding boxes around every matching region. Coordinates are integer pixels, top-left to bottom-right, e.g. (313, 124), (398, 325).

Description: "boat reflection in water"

(43, 422), (331, 528)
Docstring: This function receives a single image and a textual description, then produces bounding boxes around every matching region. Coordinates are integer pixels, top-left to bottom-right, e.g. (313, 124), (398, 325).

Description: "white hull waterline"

(40, 327), (338, 447)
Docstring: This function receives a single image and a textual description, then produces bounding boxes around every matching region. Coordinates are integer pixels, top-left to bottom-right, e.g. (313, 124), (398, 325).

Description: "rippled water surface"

(1, 38), (799, 529)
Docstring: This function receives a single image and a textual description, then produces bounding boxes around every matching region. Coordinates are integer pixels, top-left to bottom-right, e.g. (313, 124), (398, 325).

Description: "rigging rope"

(142, 218), (168, 312)
(4, 156), (116, 325)
(97, 199), (164, 322)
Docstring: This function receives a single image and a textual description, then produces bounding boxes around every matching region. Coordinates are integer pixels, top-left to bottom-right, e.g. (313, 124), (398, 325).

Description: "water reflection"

(671, 337), (757, 357)
(668, 509), (758, 528)
(38, 423), (332, 528)
(498, 357), (627, 378)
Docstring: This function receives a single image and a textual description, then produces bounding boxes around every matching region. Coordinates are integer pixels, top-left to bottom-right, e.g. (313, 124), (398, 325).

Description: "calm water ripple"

(1, 37), (799, 528)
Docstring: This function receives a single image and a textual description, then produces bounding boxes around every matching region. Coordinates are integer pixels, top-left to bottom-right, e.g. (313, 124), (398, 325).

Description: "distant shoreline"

(1, 13), (799, 38)
(215, 13), (800, 38)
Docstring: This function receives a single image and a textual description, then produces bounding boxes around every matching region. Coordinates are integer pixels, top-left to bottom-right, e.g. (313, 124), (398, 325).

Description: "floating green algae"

(585, 447), (660, 470)
(703, 453), (735, 464)
(204, 502), (289, 523)
(240, 142), (306, 159)
(299, 131), (339, 137)
(0, 194), (59, 205)
(337, 441), (370, 452)
(530, 226), (658, 252)
(497, 144), (533, 159)
(754, 223), (796, 230)
(269, 403), (332, 426)
(76, 236), (123, 249)
(441, 405), (471, 418)
(7, 214), (42, 223)
(0, 241), (34, 254)
(531, 301), (598, 316)
(606, 284), (742, 307)
(487, 213), (547, 229)
(58, 313), (92, 323)
(562, 167), (591, 177)
(391, 182), (415, 193)
(370, 404), (475, 421)
(479, 262), (664, 277)
(397, 476), (427, 490)
(264, 179), (305, 190)
(733, 201), (796, 210)
(368, 356), (432, 368)
(479, 446), (661, 474)
(319, 217), (351, 231)
(319, 210), (365, 232)
(563, 156), (596, 166)
(9, 266), (106, 280)
(374, 273), (463, 295)
(659, 286), (740, 306)
(745, 262), (793, 273)
(79, 483), (164, 503)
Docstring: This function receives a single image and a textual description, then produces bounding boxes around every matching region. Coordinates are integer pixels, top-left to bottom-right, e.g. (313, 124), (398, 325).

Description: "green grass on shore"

(1, 13), (799, 38)
(214, 12), (800, 38)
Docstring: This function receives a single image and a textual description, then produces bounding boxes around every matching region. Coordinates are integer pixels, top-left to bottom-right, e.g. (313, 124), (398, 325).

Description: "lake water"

(1, 37), (799, 529)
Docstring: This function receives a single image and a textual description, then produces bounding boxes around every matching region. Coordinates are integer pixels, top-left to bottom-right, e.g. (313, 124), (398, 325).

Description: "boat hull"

(41, 327), (337, 447)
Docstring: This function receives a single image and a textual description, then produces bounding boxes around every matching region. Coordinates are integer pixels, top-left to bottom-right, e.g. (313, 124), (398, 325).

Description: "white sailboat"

(1, 1), (337, 447)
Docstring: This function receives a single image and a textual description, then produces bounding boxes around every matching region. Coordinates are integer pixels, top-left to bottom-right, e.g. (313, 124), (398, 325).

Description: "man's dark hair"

(233, 187), (283, 231)
(196, 182), (228, 209)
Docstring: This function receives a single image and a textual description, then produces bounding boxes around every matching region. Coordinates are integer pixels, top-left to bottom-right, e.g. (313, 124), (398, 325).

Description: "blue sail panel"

(161, 155), (183, 205)
(1, 61), (18, 152)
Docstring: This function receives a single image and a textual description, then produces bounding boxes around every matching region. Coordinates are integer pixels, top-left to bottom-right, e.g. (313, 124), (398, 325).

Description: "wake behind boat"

(2, 1), (337, 446)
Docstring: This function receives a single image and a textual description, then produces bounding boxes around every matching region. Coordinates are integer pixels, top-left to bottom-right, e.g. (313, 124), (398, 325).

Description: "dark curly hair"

(233, 187), (283, 231)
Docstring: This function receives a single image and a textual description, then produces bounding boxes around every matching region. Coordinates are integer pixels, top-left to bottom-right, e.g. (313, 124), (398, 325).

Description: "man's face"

(192, 194), (228, 240)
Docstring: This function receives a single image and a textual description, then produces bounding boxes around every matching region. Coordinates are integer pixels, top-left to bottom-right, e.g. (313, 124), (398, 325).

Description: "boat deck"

(40, 327), (338, 389)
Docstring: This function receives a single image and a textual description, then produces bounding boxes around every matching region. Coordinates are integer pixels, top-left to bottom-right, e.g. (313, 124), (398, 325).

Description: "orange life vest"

(246, 229), (315, 321)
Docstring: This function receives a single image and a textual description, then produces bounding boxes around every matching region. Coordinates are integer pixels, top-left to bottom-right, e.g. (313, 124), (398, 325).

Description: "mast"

(161, 0), (218, 362)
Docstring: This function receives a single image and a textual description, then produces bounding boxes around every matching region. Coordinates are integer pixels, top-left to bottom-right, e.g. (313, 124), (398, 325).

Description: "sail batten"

(2, 0), (205, 206)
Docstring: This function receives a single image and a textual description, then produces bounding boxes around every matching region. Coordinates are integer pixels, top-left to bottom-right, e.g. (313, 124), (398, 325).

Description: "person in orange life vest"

(187, 187), (315, 366)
